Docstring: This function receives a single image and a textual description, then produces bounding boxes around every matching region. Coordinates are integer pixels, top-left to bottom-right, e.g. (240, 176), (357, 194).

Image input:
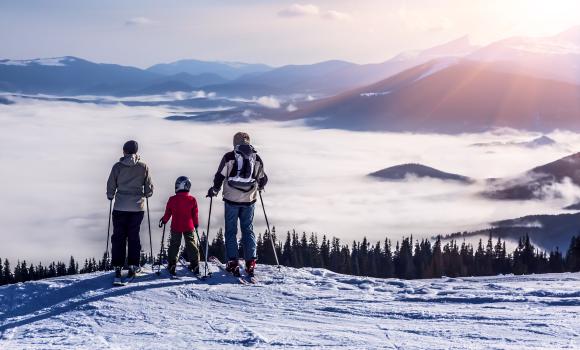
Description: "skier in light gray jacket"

(107, 140), (153, 283)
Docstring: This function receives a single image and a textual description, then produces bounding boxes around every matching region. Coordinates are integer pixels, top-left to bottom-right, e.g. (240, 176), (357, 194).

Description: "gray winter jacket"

(107, 154), (154, 212)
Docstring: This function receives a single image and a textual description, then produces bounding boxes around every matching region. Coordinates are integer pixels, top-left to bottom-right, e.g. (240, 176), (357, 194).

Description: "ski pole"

(259, 191), (280, 269)
(146, 197), (154, 271)
(205, 197), (213, 277)
(157, 223), (167, 275)
(105, 199), (113, 268)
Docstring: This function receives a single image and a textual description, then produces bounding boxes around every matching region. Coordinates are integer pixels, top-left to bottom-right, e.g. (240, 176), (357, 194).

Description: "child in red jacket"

(159, 176), (200, 276)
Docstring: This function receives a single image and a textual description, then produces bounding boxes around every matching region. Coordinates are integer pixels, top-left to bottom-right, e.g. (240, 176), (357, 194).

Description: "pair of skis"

(208, 256), (258, 285)
(113, 267), (144, 286)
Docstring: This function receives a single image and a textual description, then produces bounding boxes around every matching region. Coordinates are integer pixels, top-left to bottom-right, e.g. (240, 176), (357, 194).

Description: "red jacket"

(161, 192), (199, 232)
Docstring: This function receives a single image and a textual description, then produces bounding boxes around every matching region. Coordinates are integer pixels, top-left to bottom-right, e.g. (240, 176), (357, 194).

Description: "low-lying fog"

(1, 95), (580, 263)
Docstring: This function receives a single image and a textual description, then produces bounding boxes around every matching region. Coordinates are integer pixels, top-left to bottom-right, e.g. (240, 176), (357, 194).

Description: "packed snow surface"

(1, 264), (579, 349)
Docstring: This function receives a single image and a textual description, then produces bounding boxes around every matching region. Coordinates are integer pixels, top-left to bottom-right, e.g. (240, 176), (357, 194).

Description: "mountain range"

(2, 26), (580, 133)
(0, 35), (477, 97)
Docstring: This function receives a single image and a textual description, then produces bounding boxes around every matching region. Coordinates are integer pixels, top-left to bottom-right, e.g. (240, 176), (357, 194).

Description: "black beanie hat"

(123, 140), (138, 154)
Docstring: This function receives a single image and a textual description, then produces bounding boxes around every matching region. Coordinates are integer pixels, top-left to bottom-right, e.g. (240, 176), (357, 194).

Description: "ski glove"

(258, 176), (268, 191)
(158, 219), (165, 228)
(206, 187), (218, 198)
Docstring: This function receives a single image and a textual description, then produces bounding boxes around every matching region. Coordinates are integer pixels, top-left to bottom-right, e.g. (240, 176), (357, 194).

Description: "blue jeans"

(224, 202), (256, 261)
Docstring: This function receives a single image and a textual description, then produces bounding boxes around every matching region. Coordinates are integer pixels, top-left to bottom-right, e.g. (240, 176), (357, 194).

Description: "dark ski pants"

(224, 202), (256, 261)
(111, 210), (144, 267)
(167, 231), (199, 268)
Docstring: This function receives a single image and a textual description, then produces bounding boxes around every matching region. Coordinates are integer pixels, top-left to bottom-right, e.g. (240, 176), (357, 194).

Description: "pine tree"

(474, 239), (486, 276)
(21, 261), (30, 282)
(350, 241), (360, 275)
(320, 235), (330, 268)
(209, 228), (226, 261)
(430, 237), (443, 278)
(381, 238), (394, 278)
(300, 233), (311, 267)
(56, 262), (67, 276)
(67, 256), (78, 275)
(309, 233), (322, 268)
(445, 240), (462, 278)
(329, 237), (341, 272)
(566, 236), (580, 272)
(281, 232), (292, 266)
(396, 237), (416, 279)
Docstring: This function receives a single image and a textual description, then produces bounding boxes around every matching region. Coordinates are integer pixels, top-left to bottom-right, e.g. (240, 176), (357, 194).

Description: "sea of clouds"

(1, 95), (580, 264)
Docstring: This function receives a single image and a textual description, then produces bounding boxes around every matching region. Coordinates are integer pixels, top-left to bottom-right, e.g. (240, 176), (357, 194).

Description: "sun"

(509, 0), (580, 37)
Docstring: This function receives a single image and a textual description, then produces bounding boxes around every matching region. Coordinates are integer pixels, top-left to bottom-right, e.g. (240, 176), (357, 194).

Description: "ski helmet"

(175, 176), (191, 193)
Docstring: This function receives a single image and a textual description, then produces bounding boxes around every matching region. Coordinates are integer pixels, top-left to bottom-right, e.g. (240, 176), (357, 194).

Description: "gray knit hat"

(233, 132), (250, 146)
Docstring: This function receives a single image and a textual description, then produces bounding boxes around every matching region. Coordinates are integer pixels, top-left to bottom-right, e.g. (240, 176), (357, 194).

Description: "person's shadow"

(0, 267), (238, 335)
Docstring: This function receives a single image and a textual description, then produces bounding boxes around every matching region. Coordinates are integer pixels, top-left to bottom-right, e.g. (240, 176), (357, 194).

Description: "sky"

(1, 0), (580, 67)
(2, 95), (580, 264)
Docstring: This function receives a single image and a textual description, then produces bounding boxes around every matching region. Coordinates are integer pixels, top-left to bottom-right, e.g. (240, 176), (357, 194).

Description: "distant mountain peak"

(555, 25), (580, 43)
(421, 35), (475, 56)
(147, 59), (272, 80)
(369, 163), (473, 183)
(0, 56), (79, 67)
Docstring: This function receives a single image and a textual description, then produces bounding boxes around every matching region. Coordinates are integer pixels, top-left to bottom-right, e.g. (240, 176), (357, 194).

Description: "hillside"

(369, 163), (472, 183)
(450, 212), (580, 251)
(484, 152), (580, 200)
(1, 264), (579, 349)
(291, 60), (580, 133)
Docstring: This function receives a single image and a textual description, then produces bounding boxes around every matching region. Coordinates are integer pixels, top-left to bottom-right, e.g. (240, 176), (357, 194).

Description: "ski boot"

(127, 265), (141, 279)
(189, 263), (200, 276)
(226, 259), (241, 277)
(245, 259), (256, 278)
(168, 263), (177, 277)
(113, 266), (123, 285)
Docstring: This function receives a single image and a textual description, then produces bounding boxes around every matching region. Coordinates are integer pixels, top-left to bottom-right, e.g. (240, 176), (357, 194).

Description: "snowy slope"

(1, 264), (579, 349)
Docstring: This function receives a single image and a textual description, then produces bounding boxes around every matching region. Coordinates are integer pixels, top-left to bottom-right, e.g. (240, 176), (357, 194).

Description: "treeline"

(0, 253), (153, 286)
(2, 230), (580, 286)
(206, 229), (580, 279)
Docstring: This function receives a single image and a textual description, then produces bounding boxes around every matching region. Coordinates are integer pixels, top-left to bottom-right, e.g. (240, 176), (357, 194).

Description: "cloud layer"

(1, 96), (579, 264)
(278, 4), (351, 21)
(125, 17), (154, 26)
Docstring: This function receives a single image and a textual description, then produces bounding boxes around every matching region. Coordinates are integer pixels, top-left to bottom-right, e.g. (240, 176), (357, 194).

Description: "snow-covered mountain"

(147, 59), (272, 80)
(230, 36), (477, 95)
(1, 264), (579, 349)
(291, 59), (580, 133)
(0, 56), (228, 96)
(469, 26), (580, 84)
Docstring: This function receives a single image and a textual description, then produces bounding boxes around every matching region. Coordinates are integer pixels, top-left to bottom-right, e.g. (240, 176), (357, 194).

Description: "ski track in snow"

(0, 265), (579, 349)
